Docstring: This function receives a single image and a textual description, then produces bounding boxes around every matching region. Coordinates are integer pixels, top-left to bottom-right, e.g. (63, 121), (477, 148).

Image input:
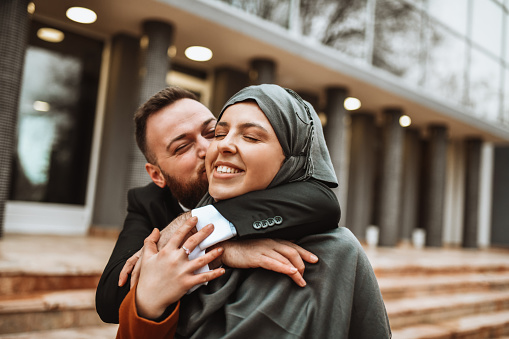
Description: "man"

(95, 86), (341, 324)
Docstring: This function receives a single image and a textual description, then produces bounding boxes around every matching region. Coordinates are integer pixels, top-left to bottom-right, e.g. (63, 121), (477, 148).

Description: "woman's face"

(206, 101), (285, 201)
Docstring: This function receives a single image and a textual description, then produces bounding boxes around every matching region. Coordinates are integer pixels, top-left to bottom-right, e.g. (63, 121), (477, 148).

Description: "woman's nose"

(217, 134), (236, 154)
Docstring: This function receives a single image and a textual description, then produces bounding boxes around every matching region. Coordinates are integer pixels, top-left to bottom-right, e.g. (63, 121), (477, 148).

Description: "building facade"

(1, 0), (508, 248)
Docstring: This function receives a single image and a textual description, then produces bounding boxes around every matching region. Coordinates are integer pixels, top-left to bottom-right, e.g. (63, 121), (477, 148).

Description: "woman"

(117, 84), (391, 338)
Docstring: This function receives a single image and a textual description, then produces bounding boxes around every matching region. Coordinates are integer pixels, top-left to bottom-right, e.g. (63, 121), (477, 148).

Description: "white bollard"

(412, 228), (426, 249)
(366, 225), (379, 248)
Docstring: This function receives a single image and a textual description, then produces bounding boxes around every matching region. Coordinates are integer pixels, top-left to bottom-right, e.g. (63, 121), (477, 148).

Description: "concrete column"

(462, 137), (482, 248)
(212, 67), (248, 116)
(0, 0), (30, 236)
(491, 146), (509, 247)
(423, 124), (448, 247)
(138, 21), (174, 103)
(324, 87), (349, 226)
(92, 34), (140, 229)
(249, 58), (276, 85)
(378, 109), (405, 246)
(400, 128), (422, 242)
(478, 142), (494, 248)
(126, 20), (174, 191)
(346, 113), (376, 241)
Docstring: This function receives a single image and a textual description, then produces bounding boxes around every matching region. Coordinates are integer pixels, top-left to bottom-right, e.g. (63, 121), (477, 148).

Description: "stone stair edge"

(378, 271), (509, 292)
(0, 268), (103, 276)
(0, 289), (96, 315)
(391, 310), (509, 339)
(374, 264), (509, 277)
(385, 289), (509, 316)
(0, 324), (118, 339)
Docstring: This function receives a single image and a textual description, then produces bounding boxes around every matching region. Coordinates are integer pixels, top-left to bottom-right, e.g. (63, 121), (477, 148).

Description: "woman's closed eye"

(243, 135), (260, 142)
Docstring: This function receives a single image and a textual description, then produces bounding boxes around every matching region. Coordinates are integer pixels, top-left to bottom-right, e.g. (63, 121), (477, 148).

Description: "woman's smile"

(215, 164), (243, 175)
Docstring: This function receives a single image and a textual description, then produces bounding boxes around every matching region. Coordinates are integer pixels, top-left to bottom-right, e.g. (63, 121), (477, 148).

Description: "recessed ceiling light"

(399, 115), (412, 127)
(37, 28), (64, 43)
(185, 46), (213, 62)
(66, 7), (97, 24)
(344, 97), (361, 111)
(27, 2), (35, 14)
(33, 101), (50, 112)
(168, 46), (177, 58)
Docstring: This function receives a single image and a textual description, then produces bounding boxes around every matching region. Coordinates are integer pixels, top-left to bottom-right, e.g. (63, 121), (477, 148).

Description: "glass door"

(5, 20), (103, 234)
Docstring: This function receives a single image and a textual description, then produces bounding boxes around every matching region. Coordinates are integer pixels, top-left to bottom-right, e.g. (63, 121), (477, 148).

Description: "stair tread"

(391, 310), (509, 339)
(0, 289), (95, 314)
(390, 324), (452, 339)
(385, 289), (509, 315)
(378, 271), (509, 289)
(0, 324), (118, 339)
(440, 309), (509, 332)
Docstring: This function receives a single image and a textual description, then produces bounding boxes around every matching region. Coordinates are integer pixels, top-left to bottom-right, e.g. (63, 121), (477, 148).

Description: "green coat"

(177, 227), (391, 339)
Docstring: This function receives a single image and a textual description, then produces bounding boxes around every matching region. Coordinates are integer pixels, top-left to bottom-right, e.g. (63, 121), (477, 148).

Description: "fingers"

(279, 240), (319, 264)
(167, 216), (199, 248)
(188, 246), (223, 271)
(257, 255), (298, 275)
(128, 229), (161, 289)
(258, 255), (306, 287)
(118, 249), (142, 287)
(143, 228), (160, 258)
(189, 267), (226, 287)
(180, 224), (214, 255)
(130, 256), (142, 289)
(272, 242), (306, 276)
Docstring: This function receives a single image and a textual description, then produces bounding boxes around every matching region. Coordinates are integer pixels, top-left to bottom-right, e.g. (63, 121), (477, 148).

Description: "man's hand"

(157, 211), (195, 251)
(216, 239), (318, 287)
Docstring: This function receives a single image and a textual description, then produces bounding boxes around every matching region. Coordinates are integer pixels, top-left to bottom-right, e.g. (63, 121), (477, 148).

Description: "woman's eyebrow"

(217, 120), (268, 133)
(239, 122), (269, 133)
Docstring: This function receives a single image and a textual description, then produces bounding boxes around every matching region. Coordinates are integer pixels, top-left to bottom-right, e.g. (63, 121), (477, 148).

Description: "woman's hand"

(135, 216), (225, 320)
(118, 212), (195, 288)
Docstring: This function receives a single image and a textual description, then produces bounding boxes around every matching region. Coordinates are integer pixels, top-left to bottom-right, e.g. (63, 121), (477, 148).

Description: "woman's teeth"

(216, 165), (241, 174)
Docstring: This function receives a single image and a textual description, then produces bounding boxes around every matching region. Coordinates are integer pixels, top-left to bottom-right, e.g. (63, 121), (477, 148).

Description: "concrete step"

(368, 248), (509, 278)
(386, 290), (509, 329)
(0, 324), (118, 339)
(379, 272), (509, 300)
(0, 273), (100, 296)
(0, 289), (103, 334)
(374, 262), (509, 278)
(391, 310), (509, 339)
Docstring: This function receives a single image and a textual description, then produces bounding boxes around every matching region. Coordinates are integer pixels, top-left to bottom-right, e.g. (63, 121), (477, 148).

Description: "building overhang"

(32, 0), (509, 143)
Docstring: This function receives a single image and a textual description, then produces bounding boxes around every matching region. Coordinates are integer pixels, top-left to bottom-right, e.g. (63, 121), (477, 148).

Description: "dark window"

(10, 20), (103, 205)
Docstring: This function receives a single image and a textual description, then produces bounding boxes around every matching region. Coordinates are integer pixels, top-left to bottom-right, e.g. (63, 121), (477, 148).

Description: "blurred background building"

(1, 0), (509, 249)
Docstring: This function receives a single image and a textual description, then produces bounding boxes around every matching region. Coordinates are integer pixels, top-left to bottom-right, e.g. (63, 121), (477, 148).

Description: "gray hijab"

(198, 84), (337, 206)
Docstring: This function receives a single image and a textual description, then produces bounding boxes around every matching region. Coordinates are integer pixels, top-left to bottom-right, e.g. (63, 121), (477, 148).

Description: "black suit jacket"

(95, 180), (340, 323)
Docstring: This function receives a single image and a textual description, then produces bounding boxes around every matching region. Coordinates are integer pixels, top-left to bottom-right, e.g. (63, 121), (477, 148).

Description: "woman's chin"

(209, 187), (242, 201)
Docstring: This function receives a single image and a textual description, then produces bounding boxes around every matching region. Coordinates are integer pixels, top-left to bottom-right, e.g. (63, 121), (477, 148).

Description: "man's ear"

(145, 163), (166, 188)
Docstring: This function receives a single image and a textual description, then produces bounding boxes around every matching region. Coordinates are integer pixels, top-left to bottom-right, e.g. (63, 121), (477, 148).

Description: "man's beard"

(161, 167), (208, 209)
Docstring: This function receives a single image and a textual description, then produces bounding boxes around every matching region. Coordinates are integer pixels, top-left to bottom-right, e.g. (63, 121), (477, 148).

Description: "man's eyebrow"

(166, 117), (217, 152)
(203, 118), (216, 129)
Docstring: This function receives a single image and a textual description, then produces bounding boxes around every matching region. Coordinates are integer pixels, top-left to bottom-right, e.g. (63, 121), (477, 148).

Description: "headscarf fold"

(198, 84), (337, 206)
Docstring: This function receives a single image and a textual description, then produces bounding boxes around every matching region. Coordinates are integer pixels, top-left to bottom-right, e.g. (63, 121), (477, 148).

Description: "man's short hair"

(134, 86), (198, 164)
